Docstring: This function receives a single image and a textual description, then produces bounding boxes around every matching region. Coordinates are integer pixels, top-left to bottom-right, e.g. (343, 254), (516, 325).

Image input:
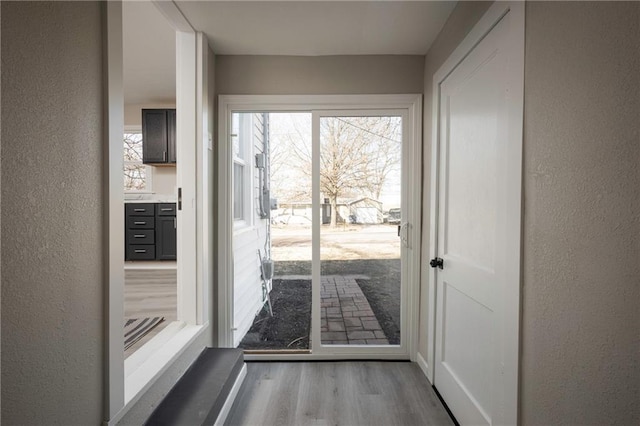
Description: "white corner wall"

(1, 2), (104, 423)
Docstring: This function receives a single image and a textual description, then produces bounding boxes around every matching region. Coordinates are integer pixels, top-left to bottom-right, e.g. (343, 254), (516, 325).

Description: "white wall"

(1, 2), (104, 423)
(124, 103), (177, 196)
(421, 1), (640, 424)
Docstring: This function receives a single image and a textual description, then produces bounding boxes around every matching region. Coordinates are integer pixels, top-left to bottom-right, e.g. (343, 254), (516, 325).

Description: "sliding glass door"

(220, 96), (420, 359)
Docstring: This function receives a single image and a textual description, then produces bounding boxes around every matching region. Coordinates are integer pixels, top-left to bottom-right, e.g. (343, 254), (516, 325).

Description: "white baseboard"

(416, 351), (433, 384)
(214, 363), (247, 426)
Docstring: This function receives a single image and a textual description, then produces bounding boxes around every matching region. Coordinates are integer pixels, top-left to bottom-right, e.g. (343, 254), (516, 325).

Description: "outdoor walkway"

(320, 276), (388, 345)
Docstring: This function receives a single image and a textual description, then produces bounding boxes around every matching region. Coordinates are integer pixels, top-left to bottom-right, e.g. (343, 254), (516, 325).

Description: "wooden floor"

(226, 361), (454, 426)
(124, 268), (177, 357)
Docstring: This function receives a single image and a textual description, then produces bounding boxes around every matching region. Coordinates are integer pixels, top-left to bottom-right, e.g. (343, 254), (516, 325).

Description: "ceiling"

(175, 1), (457, 56)
(123, 1), (457, 105)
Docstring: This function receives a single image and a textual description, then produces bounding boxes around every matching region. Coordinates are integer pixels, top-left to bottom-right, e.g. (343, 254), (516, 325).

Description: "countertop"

(124, 195), (176, 204)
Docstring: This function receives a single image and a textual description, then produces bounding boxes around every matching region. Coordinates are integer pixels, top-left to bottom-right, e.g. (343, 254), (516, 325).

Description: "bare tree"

(269, 114), (313, 203)
(275, 115), (401, 226)
(124, 133), (146, 191)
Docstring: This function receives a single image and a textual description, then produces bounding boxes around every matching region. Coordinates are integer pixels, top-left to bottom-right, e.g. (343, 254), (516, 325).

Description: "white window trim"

(232, 113), (255, 229)
(217, 95), (422, 362)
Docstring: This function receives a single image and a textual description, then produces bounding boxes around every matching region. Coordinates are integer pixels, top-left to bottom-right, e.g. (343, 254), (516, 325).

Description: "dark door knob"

(430, 257), (444, 269)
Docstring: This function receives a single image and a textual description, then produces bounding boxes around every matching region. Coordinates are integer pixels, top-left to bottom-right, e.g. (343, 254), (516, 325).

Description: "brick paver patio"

(320, 276), (389, 345)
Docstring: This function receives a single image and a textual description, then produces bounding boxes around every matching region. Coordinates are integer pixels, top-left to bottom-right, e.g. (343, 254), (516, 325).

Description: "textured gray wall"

(216, 55), (424, 95)
(418, 0), (493, 362)
(521, 2), (640, 423)
(1, 2), (104, 424)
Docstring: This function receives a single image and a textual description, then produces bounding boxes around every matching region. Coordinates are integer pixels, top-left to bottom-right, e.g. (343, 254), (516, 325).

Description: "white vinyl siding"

(233, 112), (270, 346)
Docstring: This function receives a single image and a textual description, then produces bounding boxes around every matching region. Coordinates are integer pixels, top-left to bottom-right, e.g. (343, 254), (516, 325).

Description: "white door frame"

(218, 95), (422, 360)
(426, 1), (524, 423)
(104, 1), (210, 422)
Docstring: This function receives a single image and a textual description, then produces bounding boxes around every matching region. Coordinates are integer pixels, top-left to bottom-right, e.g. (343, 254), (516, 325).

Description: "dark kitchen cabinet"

(125, 203), (176, 261)
(142, 109), (176, 164)
(125, 203), (156, 260)
(156, 216), (177, 260)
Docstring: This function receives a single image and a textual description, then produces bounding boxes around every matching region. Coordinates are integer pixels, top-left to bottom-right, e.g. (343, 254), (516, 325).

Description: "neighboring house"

(347, 197), (384, 224)
(1, 2), (638, 426)
(275, 197), (384, 225)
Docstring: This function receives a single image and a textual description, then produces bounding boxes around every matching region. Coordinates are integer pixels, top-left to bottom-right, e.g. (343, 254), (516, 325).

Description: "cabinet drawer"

(127, 216), (155, 229)
(157, 203), (177, 216)
(127, 230), (155, 245)
(126, 203), (154, 216)
(127, 245), (156, 260)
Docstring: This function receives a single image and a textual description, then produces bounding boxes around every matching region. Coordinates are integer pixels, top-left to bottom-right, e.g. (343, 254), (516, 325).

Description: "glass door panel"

(317, 115), (403, 347)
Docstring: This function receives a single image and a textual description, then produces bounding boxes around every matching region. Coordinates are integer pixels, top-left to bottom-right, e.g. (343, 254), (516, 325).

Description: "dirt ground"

(238, 279), (311, 350)
(239, 224), (402, 350)
(270, 223), (401, 261)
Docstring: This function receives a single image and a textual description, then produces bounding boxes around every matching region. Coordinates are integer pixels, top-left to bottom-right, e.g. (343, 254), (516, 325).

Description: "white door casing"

(429, 2), (524, 425)
(218, 95), (422, 361)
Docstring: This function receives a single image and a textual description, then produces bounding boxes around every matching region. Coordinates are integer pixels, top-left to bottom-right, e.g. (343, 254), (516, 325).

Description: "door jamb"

(426, 1), (524, 423)
(104, 1), (209, 422)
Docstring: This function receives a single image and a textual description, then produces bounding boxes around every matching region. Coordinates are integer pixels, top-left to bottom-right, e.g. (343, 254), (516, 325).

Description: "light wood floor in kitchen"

(124, 267), (177, 358)
(226, 361), (454, 426)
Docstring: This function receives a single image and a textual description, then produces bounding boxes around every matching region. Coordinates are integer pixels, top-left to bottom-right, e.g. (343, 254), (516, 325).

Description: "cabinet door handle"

(134, 234), (145, 238)
(163, 151), (167, 162)
(134, 249), (146, 253)
(134, 221), (146, 225)
(174, 217), (176, 229)
(133, 208), (146, 212)
(161, 208), (173, 211)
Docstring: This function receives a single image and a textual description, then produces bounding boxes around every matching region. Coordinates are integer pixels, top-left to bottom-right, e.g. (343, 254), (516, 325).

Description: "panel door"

(434, 13), (515, 425)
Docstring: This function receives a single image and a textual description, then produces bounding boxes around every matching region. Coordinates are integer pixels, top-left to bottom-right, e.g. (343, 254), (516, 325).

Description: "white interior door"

(433, 9), (522, 425)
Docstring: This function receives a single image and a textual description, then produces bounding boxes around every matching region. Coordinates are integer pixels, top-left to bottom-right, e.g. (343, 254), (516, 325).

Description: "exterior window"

(233, 163), (244, 219)
(124, 132), (149, 191)
(232, 113), (249, 222)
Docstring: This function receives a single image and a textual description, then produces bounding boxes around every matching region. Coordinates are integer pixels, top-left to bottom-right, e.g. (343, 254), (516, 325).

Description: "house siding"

(233, 113), (270, 346)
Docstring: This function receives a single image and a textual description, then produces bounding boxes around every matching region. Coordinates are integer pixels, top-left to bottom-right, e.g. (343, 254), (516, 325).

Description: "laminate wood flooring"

(226, 361), (454, 426)
(124, 268), (177, 357)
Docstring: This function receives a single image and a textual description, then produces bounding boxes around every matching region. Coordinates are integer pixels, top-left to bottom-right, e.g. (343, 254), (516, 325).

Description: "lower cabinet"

(125, 203), (176, 261)
(156, 216), (177, 260)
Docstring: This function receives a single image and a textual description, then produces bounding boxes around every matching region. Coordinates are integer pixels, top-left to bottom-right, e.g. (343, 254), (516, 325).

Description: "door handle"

(430, 257), (444, 269)
(399, 222), (409, 248)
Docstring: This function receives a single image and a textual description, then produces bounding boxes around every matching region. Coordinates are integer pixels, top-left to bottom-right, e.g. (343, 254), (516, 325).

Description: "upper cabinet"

(142, 109), (176, 164)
